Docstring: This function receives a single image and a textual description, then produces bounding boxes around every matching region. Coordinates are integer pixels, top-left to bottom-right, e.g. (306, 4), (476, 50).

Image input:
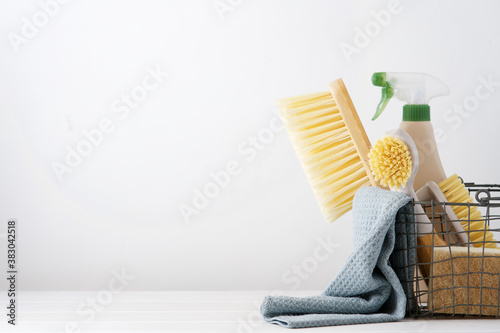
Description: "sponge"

(430, 246), (500, 315)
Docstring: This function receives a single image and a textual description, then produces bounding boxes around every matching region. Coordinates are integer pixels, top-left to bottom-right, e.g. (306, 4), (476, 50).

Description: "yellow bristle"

(280, 85), (371, 223)
(438, 174), (497, 248)
(368, 136), (412, 189)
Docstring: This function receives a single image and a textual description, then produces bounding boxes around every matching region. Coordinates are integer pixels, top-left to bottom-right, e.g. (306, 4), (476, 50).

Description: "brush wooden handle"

(417, 233), (447, 281)
(329, 79), (378, 187)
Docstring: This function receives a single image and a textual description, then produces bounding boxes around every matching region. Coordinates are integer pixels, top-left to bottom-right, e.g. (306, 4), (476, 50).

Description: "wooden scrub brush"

(438, 174), (497, 248)
(279, 79), (379, 222)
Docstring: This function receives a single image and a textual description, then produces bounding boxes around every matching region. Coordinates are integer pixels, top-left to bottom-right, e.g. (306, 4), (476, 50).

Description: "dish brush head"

(438, 174), (497, 248)
(369, 136), (412, 189)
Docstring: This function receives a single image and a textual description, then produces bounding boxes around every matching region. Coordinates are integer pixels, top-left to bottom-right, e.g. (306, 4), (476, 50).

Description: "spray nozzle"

(372, 73), (394, 120)
(371, 72), (450, 121)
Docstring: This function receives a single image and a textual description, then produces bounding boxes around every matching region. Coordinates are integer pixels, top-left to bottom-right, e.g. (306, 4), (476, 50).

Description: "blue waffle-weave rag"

(261, 186), (416, 328)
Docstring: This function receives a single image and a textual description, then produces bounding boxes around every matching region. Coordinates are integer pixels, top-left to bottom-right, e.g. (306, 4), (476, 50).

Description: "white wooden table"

(1, 291), (499, 332)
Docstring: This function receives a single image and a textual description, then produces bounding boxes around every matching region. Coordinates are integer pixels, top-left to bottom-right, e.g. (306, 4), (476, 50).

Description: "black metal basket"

(394, 182), (500, 317)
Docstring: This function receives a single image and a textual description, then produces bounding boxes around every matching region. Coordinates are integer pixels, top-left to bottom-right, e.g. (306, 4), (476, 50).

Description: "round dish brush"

(368, 135), (412, 189)
(369, 129), (447, 280)
(438, 174), (497, 248)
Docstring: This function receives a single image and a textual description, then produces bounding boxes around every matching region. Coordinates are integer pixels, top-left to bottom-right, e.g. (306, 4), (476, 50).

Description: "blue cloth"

(260, 186), (415, 328)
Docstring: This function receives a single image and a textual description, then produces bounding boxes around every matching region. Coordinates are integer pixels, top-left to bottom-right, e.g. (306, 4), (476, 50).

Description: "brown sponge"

(430, 246), (500, 315)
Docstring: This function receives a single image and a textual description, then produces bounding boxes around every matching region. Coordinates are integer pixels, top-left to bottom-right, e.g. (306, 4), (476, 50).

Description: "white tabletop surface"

(1, 291), (499, 332)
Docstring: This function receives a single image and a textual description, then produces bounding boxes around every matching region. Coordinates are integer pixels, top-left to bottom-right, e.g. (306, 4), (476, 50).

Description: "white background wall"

(0, 0), (499, 291)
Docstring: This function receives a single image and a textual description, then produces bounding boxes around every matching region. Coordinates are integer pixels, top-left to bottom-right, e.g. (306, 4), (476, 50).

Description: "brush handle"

(328, 79), (378, 187)
(400, 171), (447, 281)
(410, 182), (447, 281)
(408, 191), (448, 281)
(417, 233), (447, 281)
(416, 181), (469, 245)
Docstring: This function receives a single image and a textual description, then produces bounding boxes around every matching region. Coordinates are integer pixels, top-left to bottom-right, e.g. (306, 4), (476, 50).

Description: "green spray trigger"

(371, 72), (393, 120)
(371, 72), (450, 121)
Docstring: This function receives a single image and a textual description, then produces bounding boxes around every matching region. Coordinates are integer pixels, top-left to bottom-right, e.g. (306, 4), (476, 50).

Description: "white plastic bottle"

(372, 72), (450, 190)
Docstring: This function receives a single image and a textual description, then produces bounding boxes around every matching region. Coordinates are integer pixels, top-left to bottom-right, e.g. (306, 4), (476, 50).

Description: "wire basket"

(394, 182), (500, 317)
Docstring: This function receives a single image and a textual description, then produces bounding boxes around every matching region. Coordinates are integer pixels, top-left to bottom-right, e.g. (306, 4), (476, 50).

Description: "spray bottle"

(371, 72), (450, 191)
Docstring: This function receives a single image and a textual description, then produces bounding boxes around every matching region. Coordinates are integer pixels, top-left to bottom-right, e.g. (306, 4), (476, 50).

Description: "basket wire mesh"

(394, 182), (500, 317)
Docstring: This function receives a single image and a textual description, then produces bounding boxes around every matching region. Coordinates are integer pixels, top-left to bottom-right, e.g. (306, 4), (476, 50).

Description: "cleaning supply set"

(261, 73), (499, 328)
(370, 73), (500, 316)
(372, 72), (496, 250)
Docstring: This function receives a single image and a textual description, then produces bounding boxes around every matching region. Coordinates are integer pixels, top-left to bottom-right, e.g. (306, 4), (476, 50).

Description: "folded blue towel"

(260, 186), (415, 328)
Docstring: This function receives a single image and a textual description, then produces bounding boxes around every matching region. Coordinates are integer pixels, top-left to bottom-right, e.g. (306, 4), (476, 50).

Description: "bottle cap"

(403, 105), (430, 121)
